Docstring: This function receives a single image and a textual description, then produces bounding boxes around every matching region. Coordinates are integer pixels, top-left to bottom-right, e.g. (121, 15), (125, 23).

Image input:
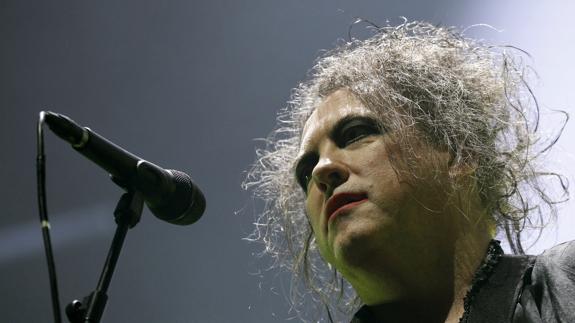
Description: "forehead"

(299, 89), (372, 153)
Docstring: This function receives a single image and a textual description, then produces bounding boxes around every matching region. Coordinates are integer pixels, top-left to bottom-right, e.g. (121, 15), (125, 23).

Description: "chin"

(330, 215), (390, 269)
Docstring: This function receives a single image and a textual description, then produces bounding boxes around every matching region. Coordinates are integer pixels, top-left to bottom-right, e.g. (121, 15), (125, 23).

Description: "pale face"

(296, 89), (455, 298)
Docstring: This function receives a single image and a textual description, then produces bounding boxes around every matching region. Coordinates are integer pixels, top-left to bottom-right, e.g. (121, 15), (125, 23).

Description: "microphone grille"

(148, 170), (206, 225)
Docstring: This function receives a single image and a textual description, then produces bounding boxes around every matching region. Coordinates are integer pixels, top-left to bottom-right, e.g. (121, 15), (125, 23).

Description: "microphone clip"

(65, 190), (144, 323)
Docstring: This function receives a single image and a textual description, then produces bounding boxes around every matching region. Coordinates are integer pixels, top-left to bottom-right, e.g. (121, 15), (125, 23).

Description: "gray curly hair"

(243, 20), (568, 321)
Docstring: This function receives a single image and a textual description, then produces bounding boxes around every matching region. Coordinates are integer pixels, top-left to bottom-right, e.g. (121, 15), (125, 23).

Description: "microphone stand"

(66, 189), (143, 323)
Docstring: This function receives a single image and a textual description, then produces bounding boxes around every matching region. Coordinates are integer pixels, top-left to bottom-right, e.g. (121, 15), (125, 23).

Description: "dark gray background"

(1, 0), (574, 322)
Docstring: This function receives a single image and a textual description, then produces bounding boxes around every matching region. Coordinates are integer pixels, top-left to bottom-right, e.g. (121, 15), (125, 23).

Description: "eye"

(337, 117), (381, 147)
(295, 154), (318, 193)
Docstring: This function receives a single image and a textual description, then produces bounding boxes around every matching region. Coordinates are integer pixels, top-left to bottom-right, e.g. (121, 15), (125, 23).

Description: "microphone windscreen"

(146, 170), (206, 225)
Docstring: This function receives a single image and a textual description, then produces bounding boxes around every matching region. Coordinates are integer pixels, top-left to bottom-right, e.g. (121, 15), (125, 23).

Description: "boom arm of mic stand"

(66, 191), (143, 323)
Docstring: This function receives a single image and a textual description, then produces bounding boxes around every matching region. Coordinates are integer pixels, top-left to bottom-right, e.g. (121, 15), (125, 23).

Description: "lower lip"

(328, 198), (368, 221)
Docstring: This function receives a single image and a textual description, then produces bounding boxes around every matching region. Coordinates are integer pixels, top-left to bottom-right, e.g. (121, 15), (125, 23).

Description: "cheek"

(360, 139), (401, 175)
(304, 192), (323, 232)
(305, 194), (338, 264)
(360, 146), (408, 212)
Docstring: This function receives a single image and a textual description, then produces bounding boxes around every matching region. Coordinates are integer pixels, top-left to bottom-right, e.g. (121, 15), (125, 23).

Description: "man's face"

(296, 88), (454, 283)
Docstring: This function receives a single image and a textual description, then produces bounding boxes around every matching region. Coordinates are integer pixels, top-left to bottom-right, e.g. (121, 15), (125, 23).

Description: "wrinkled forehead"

(299, 89), (373, 154)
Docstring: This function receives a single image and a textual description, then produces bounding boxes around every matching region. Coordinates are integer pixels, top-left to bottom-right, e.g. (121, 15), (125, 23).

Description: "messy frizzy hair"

(243, 20), (568, 321)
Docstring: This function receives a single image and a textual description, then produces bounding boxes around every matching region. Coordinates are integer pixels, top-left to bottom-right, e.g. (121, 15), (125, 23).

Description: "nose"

(312, 157), (349, 195)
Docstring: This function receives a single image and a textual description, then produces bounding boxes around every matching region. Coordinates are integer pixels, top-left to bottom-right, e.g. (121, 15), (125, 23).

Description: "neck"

(352, 208), (494, 322)
(362, 233), (492, 323)
(444, 231), (493, 322)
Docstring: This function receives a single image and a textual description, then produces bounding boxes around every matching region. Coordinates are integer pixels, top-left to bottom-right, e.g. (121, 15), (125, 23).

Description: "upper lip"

(324, 192), (368, 220)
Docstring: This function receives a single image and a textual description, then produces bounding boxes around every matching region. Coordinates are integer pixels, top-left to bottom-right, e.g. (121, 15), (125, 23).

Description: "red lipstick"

(325, 192), (368, 221)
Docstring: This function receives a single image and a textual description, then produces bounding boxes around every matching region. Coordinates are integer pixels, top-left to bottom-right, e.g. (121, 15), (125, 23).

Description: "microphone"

(43, 111), (206, 225)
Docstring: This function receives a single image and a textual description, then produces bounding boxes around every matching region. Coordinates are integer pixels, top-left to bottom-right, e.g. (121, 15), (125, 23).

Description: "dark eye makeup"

(294, 115), (383, 193)
(295, 153), (319, 193)
(333, 116), (381, 147)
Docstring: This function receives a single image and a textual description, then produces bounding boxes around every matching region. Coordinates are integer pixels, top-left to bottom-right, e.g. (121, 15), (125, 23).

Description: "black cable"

(37, 111), (62, 323)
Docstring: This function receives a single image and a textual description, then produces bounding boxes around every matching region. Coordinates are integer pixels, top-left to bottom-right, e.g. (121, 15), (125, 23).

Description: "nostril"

(329, 172), (343, 184)
(317, 182), (328, 192)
